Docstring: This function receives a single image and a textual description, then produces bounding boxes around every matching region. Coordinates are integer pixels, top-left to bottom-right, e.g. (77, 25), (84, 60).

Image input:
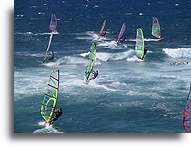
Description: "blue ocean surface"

(14, 0), (191, 133)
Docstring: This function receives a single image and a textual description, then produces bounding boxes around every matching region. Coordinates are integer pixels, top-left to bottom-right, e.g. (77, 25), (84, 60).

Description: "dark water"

(14, 0), (191, 133)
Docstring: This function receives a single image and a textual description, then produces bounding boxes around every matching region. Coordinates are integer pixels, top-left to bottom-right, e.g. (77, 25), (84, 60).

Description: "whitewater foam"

(15, 31), (59, 36)
(14, 70), (48, 98)
(163, 48), (191, 58)
(80, 52), (90, 57)
(84, 80), (117, 92)
(129, 38), (161, 42)
(42, 56), (97, 67)
(76, 31), (108, 42)
(80, 50), (135, 62)
(16, 52), (44, 58)
(97, 40), (128, 49)
(126, 55), (144, 62)
(33, 122), (63, 134)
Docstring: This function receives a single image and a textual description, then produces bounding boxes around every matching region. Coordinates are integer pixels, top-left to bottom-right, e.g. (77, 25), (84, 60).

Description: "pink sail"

(49, 14), (57, 32)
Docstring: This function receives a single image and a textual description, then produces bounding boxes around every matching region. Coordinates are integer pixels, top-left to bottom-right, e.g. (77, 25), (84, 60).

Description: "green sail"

(85, 42), (96, 81)
(40, 69), (59, 123)
(152, 17), (161, 39)
(135, 28), (145, 60)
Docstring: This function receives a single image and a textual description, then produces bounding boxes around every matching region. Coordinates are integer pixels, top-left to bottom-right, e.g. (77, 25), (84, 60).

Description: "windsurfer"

(90, 70), (98, 80)
(86, 70), (98, 82)
(49, 107), (63, 125)
(141, 48), (148, 60)
(43, 51), (54, 63)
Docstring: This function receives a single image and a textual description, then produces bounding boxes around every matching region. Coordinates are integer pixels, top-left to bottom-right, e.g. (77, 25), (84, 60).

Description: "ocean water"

(14, 0), (191, 133)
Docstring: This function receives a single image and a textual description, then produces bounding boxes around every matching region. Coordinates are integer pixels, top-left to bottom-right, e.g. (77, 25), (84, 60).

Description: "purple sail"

(117, 23), (127, 43)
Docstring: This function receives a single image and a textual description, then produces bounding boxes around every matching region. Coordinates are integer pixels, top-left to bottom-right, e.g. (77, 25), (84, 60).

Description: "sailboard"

(85, 42), (96, 81)
(152, 17), (161, 39)
(49, 14), (57, 33)
(183, 84), (191, 132)
(98, 19), (107, 36)
(40, 69), (60, 124)
(135, 28), (145, 60)
(117, 23), (127, 43)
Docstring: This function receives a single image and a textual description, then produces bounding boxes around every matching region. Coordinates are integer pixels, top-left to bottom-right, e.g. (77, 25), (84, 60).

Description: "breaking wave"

(15, 31), (59, 36)
(80, 50), (135, 62)
(97, 40), (127, 49)
(75, 31), (108, 41)
(33, 121), (63, 134)
(42, 56), (101, 68)
(162, 48), (191, 58)
(15, 52), (44, 58)
(129, 38), (161, 42)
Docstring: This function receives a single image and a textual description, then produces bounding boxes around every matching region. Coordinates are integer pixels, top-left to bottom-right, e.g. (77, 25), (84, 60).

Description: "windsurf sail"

(85, 42), (96, 81)
(135, 28), (145, 60)
(49, 14), (57, 33)
(41, 69), (59, 123)
(183, 84), (191, 132)
(99, 19), (107, 36)
(117, 23), (127, 43)
(152, 17), (161, 39)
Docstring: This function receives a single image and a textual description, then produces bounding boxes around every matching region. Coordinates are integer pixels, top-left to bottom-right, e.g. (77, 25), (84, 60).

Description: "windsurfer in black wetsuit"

(141, 48), (148, 60)
(49, 107), (63, 125)
(89, 70), (98, 80)
(43, 51), (54, 63)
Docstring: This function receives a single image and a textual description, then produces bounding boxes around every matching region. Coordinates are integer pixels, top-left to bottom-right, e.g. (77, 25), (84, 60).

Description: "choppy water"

(14, 0), (191, 133)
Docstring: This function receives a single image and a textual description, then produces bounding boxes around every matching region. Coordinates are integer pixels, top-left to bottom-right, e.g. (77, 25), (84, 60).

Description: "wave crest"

(163, 48), (191, 58)
(80, 50), (135, 62)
